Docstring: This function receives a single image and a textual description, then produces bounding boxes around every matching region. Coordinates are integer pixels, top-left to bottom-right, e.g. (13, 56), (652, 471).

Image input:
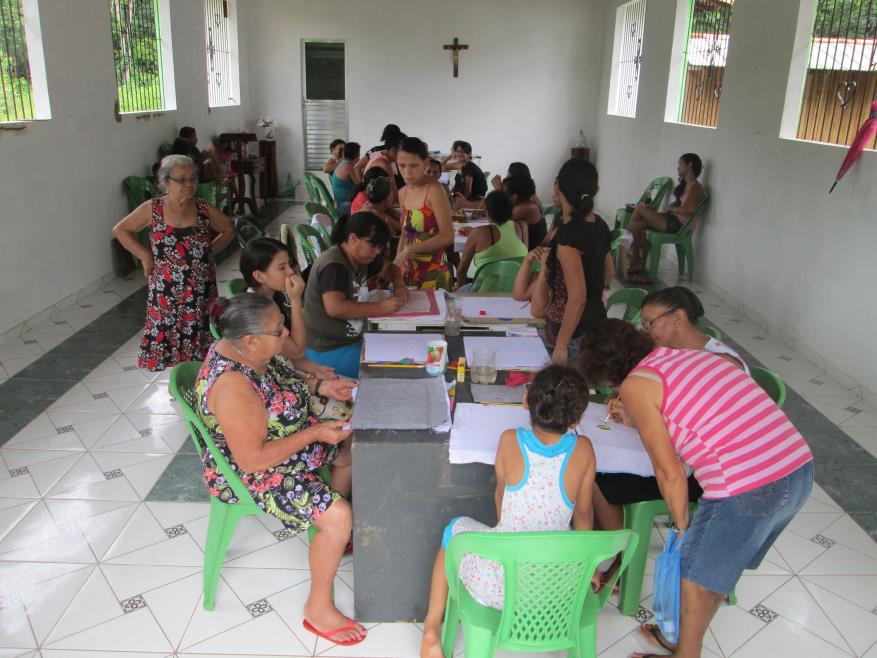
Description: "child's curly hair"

(527, 365), (590, 433)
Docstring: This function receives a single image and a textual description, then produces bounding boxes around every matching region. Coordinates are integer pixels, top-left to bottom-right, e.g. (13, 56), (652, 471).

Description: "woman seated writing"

(626, 152), (705, 284)
(331, 141), (363, 210)
(420, 365), (597, 658)
(199, 294), (363, 645)
(455, 190), (527, 291)
(303, 212), (408, 378)
(350, 171), (401, 233)
(395, 137), (454, 290)
(504, 174), (546, 251)
(239, 237), (337, 380)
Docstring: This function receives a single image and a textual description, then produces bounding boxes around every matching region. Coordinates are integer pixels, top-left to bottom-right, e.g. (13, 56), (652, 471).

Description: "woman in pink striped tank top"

(581, 319), (813, 658)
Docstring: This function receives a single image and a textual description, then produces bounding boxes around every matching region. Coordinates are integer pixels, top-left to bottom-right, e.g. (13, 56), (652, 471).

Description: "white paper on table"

(577, 403), (655, 477)
(368, 289), (435, 314)
(362, 333), (443, 363)
(464, 336), (550, 371)
(369, 289), (447, 323)
(449, 401), (656, 477)
(449, 403), (531, 464)
(458, 296), (532, 320)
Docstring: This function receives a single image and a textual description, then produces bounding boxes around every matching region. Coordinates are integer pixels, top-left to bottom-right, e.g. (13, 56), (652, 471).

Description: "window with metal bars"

(676, 0), (734, 128)
(205, 0), (239, 108)
(1, 0), (49, 123)
(110, 0), (173, 113)
(608, 0), (647, 118)
(795, 0), (876, 149)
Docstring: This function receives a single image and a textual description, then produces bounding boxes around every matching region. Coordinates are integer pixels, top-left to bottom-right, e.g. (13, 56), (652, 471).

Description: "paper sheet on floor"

(464, 336), (550, 371)
(362, 333), (443, 363)
(449, 402), (655, 476)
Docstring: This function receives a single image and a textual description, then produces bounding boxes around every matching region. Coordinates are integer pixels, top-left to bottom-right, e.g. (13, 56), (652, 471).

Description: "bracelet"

(671, 522), (688, 533)
(315, 379), (323, 397)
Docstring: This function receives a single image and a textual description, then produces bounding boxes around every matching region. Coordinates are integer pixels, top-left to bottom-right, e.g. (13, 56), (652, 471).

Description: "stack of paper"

(368, 289), (447, 323)
(350, 376), (452, 432)
(362, 333), (443, 363)
(463, 336), (550, 371)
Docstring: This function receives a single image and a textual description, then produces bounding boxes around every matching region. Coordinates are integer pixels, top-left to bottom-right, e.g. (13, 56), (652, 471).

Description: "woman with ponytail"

(526, 159), (614, 367)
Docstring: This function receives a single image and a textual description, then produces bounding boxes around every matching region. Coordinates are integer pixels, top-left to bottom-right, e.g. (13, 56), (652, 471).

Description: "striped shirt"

(633, 347), (812, 499)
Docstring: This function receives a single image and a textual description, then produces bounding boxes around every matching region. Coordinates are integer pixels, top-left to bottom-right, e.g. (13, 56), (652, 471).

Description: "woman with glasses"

(303, 212), (408, 378)
(199, 293), (364, 646)
(113, 154), (234, 371)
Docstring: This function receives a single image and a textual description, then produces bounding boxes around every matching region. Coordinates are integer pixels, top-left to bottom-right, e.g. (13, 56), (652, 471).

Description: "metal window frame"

(301, 39), (348, 171)
(608, 0), (648, 118)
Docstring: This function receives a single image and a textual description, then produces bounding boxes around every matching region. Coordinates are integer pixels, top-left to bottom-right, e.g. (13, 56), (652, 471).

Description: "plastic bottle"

(575, 130), (588, 148)
(285, 173), (295, 200)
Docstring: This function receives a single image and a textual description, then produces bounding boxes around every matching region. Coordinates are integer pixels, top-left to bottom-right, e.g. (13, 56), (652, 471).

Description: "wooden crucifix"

(443, 37), (469, 78)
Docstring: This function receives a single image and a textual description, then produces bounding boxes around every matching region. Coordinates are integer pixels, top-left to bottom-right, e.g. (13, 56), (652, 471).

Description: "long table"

(350, 333), (497, 622)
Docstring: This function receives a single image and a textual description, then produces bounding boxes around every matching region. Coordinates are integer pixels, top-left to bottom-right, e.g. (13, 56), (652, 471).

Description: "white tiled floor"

(1, 205), (877, 656)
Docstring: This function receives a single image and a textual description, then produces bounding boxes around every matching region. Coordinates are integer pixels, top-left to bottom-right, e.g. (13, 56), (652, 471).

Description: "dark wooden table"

(351, 332), (503, 622)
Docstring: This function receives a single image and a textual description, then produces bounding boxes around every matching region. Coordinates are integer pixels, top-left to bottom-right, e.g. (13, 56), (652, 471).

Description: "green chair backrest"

(159, 143), (173, 158)
(303, 171), (334, 208)
(470, 257), (524, 293)
(638, 176), (673, 207)
(196, 181), (218, 206)
(169, 362), (254, 503)
(226, 278), (247, 296)
(294, 224), (327, 267)
(677, 191), (710, 237)
(302, 172), (322, 204)
(123, 176), (157, 212)
(305, 201), (337, 228)
(279, 223), (291, 248)
(607, 287), (648, 325)
(750, 366), (787, 408)
(700, 325), (722, 340)
(543, 204), (561, 230)
(446, 530), (638, 652)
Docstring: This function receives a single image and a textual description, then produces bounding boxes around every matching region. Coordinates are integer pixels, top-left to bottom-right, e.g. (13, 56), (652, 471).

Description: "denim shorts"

(664, 213), (683, 233)
(680, 461), (813, 594)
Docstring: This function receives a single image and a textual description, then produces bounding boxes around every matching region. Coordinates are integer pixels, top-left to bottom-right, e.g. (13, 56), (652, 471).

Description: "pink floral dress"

(195, 345), (340, 533)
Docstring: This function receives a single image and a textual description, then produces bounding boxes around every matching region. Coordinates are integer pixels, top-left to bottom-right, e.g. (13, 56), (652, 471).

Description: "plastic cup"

(426, 340), (448, 376)
(471, 348), (497, 384)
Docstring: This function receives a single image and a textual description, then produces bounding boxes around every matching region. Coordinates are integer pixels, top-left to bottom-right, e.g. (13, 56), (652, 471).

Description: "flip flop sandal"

(628, 274), (653, 285)
(642, 624), (677, 654)
(303, 617), (367, 646)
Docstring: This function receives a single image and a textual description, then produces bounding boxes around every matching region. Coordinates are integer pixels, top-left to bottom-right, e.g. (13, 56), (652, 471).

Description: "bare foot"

(637, 623), (677, 654)
(420, 626), (444, 658)
(303, 600), (366, 644)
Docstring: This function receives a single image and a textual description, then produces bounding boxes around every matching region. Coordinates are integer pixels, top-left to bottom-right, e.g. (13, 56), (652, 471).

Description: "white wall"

(0, 0), (251, 336)
(594, 0), (877, 395)
(243, 0), (606, 203)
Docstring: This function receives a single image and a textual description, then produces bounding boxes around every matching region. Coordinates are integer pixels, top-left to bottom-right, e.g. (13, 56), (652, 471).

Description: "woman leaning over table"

(519, 158), (613, 367)
(395, 136), (454, 290)
(198, 294), (364, 646)
(113, 155), (234, 371)
(580, 318), (813, 658)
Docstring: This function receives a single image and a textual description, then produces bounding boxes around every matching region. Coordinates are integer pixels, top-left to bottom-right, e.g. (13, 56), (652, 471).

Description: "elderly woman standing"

(199, 294), (364, 645)
(113, 155), (234, 370)
(580, 319), (813, 658)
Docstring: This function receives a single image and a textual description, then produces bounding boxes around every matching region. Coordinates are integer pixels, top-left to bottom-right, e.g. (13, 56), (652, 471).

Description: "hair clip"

(580, 193), (590, 200)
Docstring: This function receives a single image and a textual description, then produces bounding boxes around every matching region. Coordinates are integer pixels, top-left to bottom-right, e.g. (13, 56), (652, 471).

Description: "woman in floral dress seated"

(196, 293), (365, 646)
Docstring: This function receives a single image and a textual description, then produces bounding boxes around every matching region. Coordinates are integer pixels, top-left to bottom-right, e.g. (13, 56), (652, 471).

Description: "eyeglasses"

(362, 237), (385, 251)
(641, 308), (677, 331)
(168, 176), (198, 184)
(256, 329), (284, 337)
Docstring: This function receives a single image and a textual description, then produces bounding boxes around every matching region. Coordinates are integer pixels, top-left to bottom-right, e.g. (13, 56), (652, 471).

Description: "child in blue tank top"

(420, 365), (597, 658)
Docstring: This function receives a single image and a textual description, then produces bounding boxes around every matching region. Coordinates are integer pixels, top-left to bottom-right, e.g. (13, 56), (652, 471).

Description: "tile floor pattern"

(1, 204), (877, 657)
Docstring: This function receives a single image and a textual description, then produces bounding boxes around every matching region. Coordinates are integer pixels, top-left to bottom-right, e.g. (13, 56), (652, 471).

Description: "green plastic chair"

(470, 257), (524, 293)
(700, 325), (722, 340)
(305, 200), (337, 244)
(303, 171), (335, 209)
(122, 176), (158, 212)
(226, 278), (247, 297)
(196, 181), (218, 206)
(209, 319), (221, 341)
(615, 177), (674, 230)
(443, 530), (638, 658)
(750, 366), (787, 408)
(543, 204), (562, 232)
(645, 192), (710, 283)
(169, 362), (266, 611)
(302, 172), (322, 204)
(606, 287), (648, 325)
(294, 224), (328, 267)
(618, 499), (736, 616)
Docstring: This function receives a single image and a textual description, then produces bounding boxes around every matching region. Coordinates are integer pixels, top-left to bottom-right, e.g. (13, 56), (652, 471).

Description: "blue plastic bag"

(652, 530), (685, 644)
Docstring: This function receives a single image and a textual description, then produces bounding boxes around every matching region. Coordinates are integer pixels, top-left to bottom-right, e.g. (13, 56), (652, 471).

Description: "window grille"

(796, 0), (876, 149)
(677, 0), (735, 128)
(205, 0), (239, 108)
(110, 0), (166, 113)
(1, 0), (34, 122)
(302, 41), (347, 171)
(609, 0), (647, 118)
